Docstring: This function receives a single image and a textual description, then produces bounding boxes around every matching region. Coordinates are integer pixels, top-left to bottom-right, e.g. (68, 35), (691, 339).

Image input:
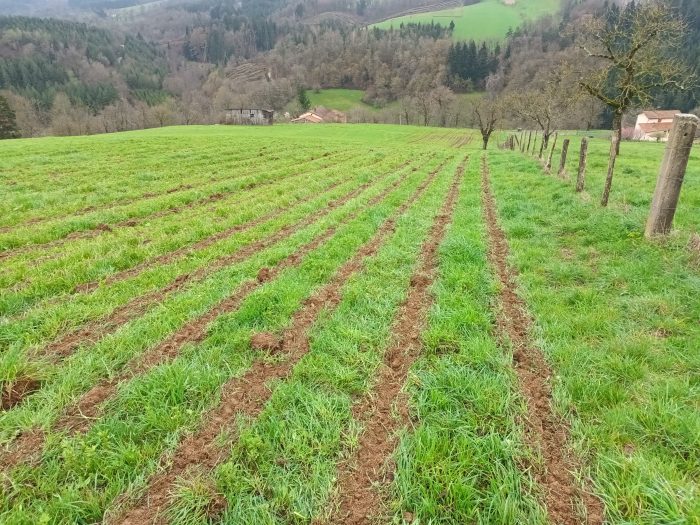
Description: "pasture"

(307, 89), (371, 112)
(0, 125), (698, 524)
(371, 0), (562, 41)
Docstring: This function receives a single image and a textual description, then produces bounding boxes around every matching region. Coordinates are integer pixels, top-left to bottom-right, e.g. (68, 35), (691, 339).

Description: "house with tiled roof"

(634, 109), (680, 141)
(291, 107), (347, 124)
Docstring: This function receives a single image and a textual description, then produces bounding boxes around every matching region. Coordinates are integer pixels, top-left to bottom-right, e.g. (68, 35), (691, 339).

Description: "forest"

(0, 0), (698, 137)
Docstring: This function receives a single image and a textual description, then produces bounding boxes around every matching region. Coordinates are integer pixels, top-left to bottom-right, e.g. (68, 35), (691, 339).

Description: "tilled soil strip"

(0, 144), (307, 235)
(480, 156), (604, 525)
(0, 158), (437, 470)
(75, 156), (393, 295)
(109, 156), (452, 525)
(0, 159), (415, 415)
(330, 157), (465, 525)
(0, 151), (349, 262)
(34, 158), (413, 364)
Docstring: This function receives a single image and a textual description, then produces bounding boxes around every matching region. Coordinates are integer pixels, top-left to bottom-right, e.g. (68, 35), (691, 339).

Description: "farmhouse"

(226, 108), (274, 125)
(634, 109), (680, 141)
(291, 107), (348, 124)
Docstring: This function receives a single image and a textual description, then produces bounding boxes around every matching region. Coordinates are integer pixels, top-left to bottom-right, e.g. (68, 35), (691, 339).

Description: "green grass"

(306, 89), (374, 112)
(487, 145), (700, 523)
(0, 124), (698, 524)
(372, 0), (562, 41)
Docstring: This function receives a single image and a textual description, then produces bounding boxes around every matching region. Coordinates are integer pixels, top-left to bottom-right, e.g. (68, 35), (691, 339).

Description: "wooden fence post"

(532, 132), (538, 157)
(644, 114), (699, 237)
(520, 131), (525, 152)
(526, 131), (533, 155)
(557, 139), (570, 178)
(545, 132), (558, 171)
(576, 137), (588, 193)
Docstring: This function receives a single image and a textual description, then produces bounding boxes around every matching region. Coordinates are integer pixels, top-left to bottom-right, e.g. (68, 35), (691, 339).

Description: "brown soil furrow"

(0, 152), (348, 262)
(0, 158), (428, 470)
(109, 156), (451, 525)
(0, 145), (308, 236)
(331, 158), (465, 525)
(480, 156), (604, 525)
(36, 159), (412, 365)
(74, 156), (387, 295)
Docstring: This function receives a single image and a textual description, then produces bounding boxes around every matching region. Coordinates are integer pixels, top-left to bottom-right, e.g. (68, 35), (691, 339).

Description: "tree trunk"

(601, 132), (620, 207)
(613, 111), (622, 156)
(539, 131), (548, 159)
(482, 132), (490, 150)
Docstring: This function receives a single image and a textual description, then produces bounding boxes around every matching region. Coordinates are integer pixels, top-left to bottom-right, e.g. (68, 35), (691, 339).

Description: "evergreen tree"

(297, 87), (311, 112)
(0, 95), (20, 139)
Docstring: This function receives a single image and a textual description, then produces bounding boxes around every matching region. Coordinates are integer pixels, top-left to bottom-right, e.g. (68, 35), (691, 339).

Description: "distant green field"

(372, 0), (562, 41)
(307, 89), (370, 111)
(305, 89), (483, 115)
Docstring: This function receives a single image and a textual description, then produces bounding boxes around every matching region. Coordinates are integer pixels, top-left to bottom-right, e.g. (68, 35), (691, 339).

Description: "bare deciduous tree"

(507, 67), (576, 157)
(575, 1), (696, 205)
(577, 2), (694, 140)
(472, 97), (503, 150)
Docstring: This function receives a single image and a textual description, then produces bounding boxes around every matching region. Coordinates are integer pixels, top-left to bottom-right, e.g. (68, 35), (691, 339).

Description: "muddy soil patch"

(1, 378), (42, 411)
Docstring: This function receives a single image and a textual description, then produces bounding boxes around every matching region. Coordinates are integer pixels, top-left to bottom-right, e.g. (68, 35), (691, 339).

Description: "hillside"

(0, 16), (168, 111)
(372, 0), (562, 41)
(0, 124), (698, 523)
(0, 0), (697, 137)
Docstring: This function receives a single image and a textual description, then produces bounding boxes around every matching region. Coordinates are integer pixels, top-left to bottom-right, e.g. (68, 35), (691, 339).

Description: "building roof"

(291, 107), (347, 124)
(314, 107), (346, 120)
(226, 108), (274, 113)
(638, 122), (674, 134)
(642, 110), (680, 120)
(291, 111), (325, 123)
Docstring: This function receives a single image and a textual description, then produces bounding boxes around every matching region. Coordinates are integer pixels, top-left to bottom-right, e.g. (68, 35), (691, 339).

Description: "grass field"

(0, 125), (698, 524)
(307, 89), (373, 112)
(371, 0), (562, 41)
(303, 89), (483, 117)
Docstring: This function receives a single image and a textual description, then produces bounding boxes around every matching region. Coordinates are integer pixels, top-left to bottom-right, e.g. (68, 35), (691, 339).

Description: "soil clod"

(250, 332), (282, 352)
(257, 267), (272, 282)
(1, 378), (42, 411)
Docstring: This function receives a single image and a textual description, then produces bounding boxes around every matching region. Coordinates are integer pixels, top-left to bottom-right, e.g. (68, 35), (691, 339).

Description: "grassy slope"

(304, 89), (483, 115)
(0, 125), (698, 523)
(487, 140), (700, 523)
(307, 89), (371, 111)
(372, 0), (561, 41)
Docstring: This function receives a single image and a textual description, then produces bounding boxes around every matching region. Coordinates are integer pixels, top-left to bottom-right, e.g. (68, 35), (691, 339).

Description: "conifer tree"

(0, 95), (20, 139)
(297, 87), (311, 112)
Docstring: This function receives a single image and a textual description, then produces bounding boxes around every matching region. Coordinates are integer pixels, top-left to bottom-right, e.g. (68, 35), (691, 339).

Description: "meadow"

(371, 0), (562, 41)
(0, 124), (698, 524)
(302, 89), (484, 118)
